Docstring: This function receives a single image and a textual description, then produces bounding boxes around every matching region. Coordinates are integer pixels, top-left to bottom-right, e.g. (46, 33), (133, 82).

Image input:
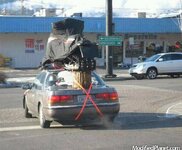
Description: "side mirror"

(158, 58), (163, 62)
(22, 83), (33, 90)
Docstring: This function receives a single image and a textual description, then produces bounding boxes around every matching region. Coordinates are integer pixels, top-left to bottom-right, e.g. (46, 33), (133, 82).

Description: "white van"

(129, 52), (182, 79)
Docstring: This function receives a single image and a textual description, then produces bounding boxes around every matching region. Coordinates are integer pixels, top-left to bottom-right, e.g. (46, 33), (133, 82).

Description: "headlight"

(136, 64), (146, 68)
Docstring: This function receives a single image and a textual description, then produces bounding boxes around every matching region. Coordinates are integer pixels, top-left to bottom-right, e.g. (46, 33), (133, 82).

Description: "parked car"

(22, 69), (120, 128)
(129, 52), (182, 79)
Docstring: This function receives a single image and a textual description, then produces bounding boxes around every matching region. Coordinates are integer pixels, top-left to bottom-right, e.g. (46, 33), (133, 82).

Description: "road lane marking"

(0, 124), (63, 132)
(0, 126), (41, 132)
(166, 102), (182, 118)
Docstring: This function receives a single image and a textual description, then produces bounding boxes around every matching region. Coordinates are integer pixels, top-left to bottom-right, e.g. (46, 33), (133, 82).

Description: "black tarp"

(42, 18), (98, 66)
(52, 18), (84, 35)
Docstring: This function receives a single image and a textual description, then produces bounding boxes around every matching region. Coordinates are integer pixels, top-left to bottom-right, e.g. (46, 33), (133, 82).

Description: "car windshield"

(144, 54), (161, 62)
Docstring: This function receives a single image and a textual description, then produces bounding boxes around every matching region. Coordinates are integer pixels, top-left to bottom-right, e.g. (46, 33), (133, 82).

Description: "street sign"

(98, 36), (122, 46)
(129, 37), (134, 45)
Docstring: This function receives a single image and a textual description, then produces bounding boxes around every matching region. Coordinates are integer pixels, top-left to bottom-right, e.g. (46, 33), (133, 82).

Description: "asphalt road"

(0, 76), (182, 150)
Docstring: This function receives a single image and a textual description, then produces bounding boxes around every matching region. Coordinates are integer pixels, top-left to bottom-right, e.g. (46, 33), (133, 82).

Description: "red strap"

(75, 83), (92, 120)
(74, 81), (103, 120)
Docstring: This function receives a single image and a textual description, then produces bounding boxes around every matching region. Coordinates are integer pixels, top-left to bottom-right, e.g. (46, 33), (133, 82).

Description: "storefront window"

(126, 41), (144, 57)
(168, 41), (182, 52)
(146, 42), (163, 57)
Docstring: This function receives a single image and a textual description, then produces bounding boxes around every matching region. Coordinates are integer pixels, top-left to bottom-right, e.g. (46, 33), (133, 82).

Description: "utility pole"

(105, 0), (116, 78)
(180, 0), (182, 31)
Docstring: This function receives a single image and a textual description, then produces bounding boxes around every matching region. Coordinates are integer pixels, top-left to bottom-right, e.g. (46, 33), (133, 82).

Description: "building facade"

(0, 17), (181, 68)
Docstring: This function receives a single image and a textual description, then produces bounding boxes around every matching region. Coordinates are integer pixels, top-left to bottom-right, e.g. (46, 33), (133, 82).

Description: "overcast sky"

(3, 0), (182, 17)
(22, 0), (181, 8)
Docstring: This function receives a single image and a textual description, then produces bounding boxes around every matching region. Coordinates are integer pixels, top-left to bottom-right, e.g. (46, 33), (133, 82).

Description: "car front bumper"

(44, 102), (120, 123)
(129, 67), (146, 75)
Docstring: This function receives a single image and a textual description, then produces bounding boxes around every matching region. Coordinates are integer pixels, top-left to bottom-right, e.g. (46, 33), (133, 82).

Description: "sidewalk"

(95, 68), (132, 81)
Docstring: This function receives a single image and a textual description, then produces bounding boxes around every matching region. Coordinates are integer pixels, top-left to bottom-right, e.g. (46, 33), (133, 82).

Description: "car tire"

(147, 68), (157, 79)
(170, 74), (180, 78)
(24, 100), (32, 118)
(133, 75), (144, 80)
(39, 104), (51, 128)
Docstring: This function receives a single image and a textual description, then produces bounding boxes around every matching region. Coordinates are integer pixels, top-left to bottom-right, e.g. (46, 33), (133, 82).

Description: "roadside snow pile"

(0, 72), (6, 83)
(0, 71), (13, 88)
(0, 71), (35, 88)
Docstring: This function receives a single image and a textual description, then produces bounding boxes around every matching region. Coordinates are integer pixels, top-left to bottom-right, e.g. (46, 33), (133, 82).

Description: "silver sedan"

(22, 69), (120, 128)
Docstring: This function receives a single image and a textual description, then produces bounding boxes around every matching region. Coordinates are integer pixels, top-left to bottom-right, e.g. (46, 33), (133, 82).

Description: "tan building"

(0, 17), (181, 68)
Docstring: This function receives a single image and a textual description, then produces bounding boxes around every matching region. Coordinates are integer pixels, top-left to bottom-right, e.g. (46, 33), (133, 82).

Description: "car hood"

(131, 62), (145, 67)
(132, 61), (155, 67)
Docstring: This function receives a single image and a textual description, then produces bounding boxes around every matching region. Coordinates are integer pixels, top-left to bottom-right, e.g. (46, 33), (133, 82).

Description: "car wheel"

(39, 104), (51, 128)
(24, 99), (32, 118)
(133, 75), (144, 80)
(147, 68), (157, 79)
(170, 74), (180, 78)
